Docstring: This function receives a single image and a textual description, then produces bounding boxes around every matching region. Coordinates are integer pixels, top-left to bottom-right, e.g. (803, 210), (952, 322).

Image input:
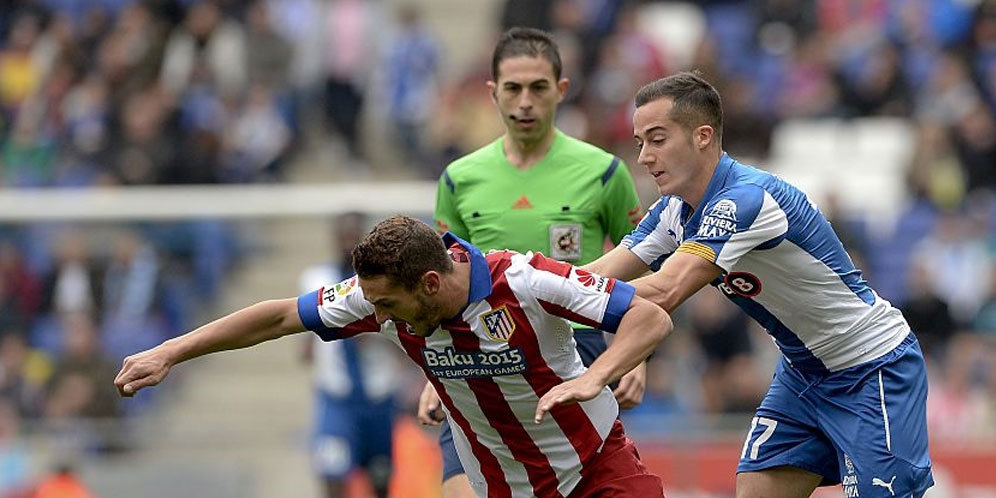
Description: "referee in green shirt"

(420, 27), (646, 498)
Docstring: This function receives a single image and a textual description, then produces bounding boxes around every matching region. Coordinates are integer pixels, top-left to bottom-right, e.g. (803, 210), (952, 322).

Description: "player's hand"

(613, 361), (647, 410)
(534, 374), (603, 424)
(417, 381), (445, 425)
(114, 345), (174, 397)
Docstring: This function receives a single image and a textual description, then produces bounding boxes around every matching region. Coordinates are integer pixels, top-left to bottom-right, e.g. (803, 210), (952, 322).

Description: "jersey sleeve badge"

(698, 199), (739, 238)
(549, 223), (582, 261)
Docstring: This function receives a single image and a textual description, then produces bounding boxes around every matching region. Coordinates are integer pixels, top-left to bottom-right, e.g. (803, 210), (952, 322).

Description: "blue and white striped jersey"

(622, 153), (909, 373)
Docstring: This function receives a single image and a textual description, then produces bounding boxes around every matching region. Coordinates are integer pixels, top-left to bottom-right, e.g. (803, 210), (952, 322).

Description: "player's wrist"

(159, 338), (188, 366)
(583, 364), (615, 388)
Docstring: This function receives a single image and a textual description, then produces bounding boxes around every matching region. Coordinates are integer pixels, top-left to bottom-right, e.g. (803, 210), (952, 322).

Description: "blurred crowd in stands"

(2, 0), (996, 494)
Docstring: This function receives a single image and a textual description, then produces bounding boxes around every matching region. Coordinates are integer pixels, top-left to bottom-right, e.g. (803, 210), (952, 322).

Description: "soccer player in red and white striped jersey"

(114, 215), (671, 498)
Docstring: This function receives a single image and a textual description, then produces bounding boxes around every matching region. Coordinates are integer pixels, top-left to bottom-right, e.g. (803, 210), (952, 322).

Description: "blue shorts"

(571, 328), (608, 368)
(312, 392), (396, 484)
(438, 327), (607, 481)
(738, 333), (933, 497)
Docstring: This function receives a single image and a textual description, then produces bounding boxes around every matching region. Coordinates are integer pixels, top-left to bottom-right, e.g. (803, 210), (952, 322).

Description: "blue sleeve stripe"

(601, 156), (620, 186)
(649, 253), (669, 272)
(627, 200), (665, 247)
(731, 187), (765, 232)
(444, 171), (455, 193)
(601, 280), (636, 333)
(297, 290), (336, 337)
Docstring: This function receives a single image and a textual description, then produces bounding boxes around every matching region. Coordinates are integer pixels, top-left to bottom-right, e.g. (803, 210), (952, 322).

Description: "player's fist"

(417, 380), (445, 425)
(613, 361), (647, 410)
(114, 345), (174, 397)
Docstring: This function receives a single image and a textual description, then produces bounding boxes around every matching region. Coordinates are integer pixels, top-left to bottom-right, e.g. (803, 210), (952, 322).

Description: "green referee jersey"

(434, 129), (642, 264)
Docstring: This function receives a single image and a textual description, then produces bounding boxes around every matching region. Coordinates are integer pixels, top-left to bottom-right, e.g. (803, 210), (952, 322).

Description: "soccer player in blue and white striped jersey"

(573, 72), (933, 498)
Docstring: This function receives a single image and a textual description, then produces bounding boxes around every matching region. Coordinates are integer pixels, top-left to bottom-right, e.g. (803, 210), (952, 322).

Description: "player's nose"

(374, 309), (390, 324)
(637, 145), (655, 167)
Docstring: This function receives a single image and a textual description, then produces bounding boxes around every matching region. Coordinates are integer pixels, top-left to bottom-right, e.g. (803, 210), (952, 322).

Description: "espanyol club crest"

(480, 305), (516, 342)
(698, 199), (739, 238)
(710, 199), (738, 222)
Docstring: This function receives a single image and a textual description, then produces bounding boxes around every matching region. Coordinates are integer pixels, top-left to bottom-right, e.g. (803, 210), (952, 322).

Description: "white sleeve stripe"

(523, 269), (613, 324)
(717, 192), (788, 270)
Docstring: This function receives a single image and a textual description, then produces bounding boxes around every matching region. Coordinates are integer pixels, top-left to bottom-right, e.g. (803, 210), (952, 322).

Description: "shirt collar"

(441, 232), (492, 302)
(686, 152), (735, 227)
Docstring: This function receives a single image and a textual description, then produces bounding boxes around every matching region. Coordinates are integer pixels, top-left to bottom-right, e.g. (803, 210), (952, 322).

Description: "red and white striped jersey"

(297, 233), (637, 498)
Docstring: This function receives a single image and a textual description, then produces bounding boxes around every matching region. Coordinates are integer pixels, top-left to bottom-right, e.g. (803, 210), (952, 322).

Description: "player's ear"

(695, 125), (715, 150)
(421, 271), (441, 295)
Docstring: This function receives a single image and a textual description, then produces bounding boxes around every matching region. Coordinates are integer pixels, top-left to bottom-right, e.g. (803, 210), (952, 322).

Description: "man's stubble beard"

(411, 292), (446, 337)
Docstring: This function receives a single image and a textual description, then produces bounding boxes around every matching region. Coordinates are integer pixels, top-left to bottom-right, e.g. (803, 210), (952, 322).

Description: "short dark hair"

(352, 215), (453, 290)
(635, 71), (723, 141)
(491, 27), (562, 81)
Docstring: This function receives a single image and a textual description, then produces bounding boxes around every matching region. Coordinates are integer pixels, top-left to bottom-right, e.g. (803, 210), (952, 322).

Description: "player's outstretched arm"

(535, 295), (671, 423)
(115, 298), (306, 396)
(582, 245), (650, 282)
(631, 251), (722, 313)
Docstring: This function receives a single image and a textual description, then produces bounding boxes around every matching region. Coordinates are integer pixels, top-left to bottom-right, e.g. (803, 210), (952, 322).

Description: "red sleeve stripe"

(537, 300), (601, 329)
(488, 251), (514, 282)
(339, 314), (380, 338)
(527, 252), (572, 277)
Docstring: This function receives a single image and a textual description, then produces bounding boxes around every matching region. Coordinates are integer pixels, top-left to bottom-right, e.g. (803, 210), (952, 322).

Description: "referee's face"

(489, 56), (569, 144)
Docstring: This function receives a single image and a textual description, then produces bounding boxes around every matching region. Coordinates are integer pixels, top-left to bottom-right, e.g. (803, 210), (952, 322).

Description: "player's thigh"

(441, 474), (476, 498)
(438, 419), (467, 482)
(737, 363), (840, 483)
(822, 338), (933, 498)
(736, 467), (823, 498)
(357, 400), (396, 489)
(312, 395), (360, 478)
(358, 400), (396, 461)
(567, 420), (664, 498)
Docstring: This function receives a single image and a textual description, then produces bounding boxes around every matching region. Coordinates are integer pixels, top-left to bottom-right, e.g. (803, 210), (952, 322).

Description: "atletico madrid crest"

(480, 305), (516, 342)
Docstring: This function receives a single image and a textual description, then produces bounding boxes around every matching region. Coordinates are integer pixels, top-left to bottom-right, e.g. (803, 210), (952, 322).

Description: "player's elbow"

(257, 298), (307, 339)
(630, 297), (672, 345)
(648, 304), (673, 344)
